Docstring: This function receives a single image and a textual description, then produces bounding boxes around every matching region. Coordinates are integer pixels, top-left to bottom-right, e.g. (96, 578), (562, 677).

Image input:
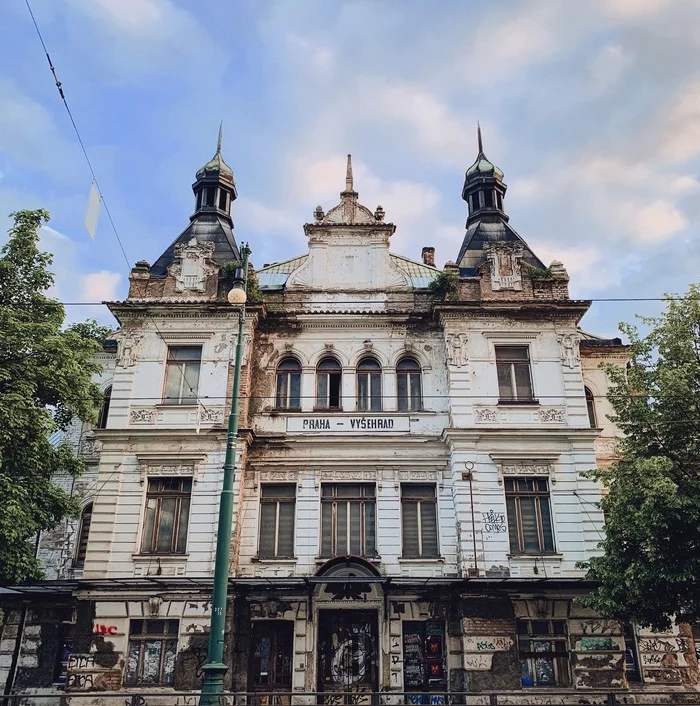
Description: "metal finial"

(217, 122), (223, 154)
(477, 122), (483, 154)
(345, 154), (353, 191)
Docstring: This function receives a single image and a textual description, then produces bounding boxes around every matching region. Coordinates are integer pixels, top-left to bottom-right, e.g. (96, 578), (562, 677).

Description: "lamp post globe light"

(199, 243), (251, 705)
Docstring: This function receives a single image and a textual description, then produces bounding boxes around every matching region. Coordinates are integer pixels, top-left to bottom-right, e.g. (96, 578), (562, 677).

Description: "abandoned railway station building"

(2, 133), (699, 704)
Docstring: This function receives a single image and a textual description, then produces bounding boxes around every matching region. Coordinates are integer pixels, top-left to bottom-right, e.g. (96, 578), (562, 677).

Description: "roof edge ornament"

(344, 153), (354, 193)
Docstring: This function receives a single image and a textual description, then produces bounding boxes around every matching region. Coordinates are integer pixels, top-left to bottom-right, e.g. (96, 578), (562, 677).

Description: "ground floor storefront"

(2, 572), (699, 704)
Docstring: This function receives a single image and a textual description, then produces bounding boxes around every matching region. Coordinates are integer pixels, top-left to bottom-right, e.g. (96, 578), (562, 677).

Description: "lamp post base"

(199, 662), (229, 706)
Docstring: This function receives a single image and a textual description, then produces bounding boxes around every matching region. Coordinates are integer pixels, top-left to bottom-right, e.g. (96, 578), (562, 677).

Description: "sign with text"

(286, 415), (410, 434)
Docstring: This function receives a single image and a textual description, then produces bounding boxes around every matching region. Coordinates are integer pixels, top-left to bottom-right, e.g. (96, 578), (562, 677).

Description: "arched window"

(74, 503), (93, 569)
(276, 358), (301, 410)
(316, 358), (342, 410)
(585, 387), (597, 428)
(357, 358), (382, 412)
(397, 358), (422, 411)
(96, 386), (112, 429)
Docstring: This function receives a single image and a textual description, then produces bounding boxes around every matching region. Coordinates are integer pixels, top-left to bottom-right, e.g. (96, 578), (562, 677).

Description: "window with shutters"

(584, 387), (597, 428)
(258, 484), (296, 559)
(517, 619), (570, 687)
(401, 485), (439, 558)
(316, 357), (342, 410)
(73, 503), (93, 568)
(321, 484), (376, 558)
(505, 478), (555, 554)
(163, 346), (201, 405)
(140, 478), (191, 554)
(276, 358), (301, 410)
(495, 345), (534, 402)
(397, 358), (422, 412)
(124, 619), (178, 686)
(357, 358), (382, 412)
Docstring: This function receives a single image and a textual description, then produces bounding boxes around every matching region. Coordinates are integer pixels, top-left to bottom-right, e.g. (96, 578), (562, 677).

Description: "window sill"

(156, 401), (199, 407)
(508, 553), (562, 560)
(312, 407), (344, 413)
(398, 556), (445, 563)
(251, 557), (298, 563)
(497, 399), (540, 406)
(132, 553), (189, 560)
(315, 556), (382, 565)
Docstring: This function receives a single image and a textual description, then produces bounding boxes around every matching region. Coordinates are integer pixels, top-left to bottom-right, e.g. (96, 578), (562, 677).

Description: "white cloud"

(587, 44), (633, 93)
(286, 34), (334, 74)
(598, 0), (665, 21)
(81, 271), (122, 301)
(626, 199), (687, 244)
(659, 82), (700, 163)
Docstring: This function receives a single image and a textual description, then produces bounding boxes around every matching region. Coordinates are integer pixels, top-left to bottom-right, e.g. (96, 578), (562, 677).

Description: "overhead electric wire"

(23, 0), (207, 410)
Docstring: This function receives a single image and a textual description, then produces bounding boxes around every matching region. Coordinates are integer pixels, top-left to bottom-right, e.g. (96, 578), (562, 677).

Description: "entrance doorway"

(317, 610), (378, 704)
(249, 621), (294, 704)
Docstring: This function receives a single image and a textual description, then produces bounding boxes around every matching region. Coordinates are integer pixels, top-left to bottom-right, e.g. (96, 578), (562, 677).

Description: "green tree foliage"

(583, 284), (700, 630)
(0, 210), (107, 583)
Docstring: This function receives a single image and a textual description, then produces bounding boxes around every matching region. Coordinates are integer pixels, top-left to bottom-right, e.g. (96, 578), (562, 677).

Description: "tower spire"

(217, 121), (223, 155)
(345, 154), (354, 192)
(477, 122), (483, 154)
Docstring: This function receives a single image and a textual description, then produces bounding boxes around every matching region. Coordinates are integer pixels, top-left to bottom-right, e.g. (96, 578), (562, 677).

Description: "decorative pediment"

(483, 242), (524, 291)
(171, 237), (217, 293)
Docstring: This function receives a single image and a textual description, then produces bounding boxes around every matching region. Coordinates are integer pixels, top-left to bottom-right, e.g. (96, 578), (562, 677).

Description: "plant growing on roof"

(428, 269), (459, 302)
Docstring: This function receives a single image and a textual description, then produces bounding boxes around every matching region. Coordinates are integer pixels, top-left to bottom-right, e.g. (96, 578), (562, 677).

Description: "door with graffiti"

(318, 610), (378, 705)
(249, 621), (294, 705)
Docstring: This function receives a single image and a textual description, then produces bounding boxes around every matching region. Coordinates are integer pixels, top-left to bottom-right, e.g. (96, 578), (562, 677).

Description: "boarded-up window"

(321, 484), (376, 558)
(141, 478), (191, 554)
(250, 621), (294, 690)
(259, 484), (296, 558)
(73, 503), (93, 568)
(124, 619), (178, 686)
(623, 623), (642, 682)
(403, 620), (446, 693)
(505, 478), (555, 554)
(517, 619), (569, 687)
(401, 485), (439, 558)
(495, 346), (534, 402)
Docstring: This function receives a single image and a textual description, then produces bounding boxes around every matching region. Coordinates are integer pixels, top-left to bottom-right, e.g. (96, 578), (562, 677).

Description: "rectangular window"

(495, 345), (534, 402)
(249, 621), (294, 690)
(321, 483), (376, 558)
(401, 485), (439, 558)
(505, 477), (555, 554)
(163, 346), (201, 405)
(141, 478), (192, 554)
(124, 619), (178, 686)
(258, 484), (296, 558)
(517, 619), (570, 687)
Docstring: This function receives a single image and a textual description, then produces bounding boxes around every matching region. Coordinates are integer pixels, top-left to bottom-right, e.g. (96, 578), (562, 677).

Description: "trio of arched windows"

(275, 356), (423, 412)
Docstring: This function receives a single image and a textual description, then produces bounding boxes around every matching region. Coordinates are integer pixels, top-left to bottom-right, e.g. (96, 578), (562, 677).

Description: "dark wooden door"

(317, 610), (378, 705)
(249, 621), (294, 704)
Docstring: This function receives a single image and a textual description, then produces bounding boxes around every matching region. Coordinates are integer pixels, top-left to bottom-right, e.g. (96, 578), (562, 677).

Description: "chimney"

(421, 247), (435, 267)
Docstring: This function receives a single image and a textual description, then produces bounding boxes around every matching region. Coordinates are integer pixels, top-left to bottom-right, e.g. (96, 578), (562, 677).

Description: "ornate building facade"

(2, 133), (698, 703)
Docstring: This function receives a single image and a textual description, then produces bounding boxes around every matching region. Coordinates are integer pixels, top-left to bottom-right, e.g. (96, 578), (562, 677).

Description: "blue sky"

(2, 0), (699, 335)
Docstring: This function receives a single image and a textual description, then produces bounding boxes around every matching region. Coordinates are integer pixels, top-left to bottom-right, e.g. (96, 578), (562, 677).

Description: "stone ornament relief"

(171, 237), (216, 293)
(539, 408), (566, 423)
(139, 462), (195, 485)
(199, 407), (224, 424)
(115, 331), (141, 368)
(558, 333), (581, 369)
(484, 242), (524, 291)
(445, 333), (468, 367)
(501, 462), (550, 476)
(474, 408), (498, 423)
(130, 409), (156, 424)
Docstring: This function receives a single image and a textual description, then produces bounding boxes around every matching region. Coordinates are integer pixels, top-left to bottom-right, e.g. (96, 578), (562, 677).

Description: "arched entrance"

(315, 557), (381, 705)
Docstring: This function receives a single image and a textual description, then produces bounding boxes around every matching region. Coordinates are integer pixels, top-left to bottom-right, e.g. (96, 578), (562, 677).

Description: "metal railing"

(2, 692), (700, 706)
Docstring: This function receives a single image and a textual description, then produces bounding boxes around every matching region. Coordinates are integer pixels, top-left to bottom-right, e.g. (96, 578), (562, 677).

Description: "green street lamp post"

(199, 243), (251, 705)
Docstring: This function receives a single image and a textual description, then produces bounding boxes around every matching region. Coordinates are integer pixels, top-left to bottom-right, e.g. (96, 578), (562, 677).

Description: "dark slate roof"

(149, 213), (240, 278)
(456, 214), (545, 275)
(579, 330), (624, 347)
